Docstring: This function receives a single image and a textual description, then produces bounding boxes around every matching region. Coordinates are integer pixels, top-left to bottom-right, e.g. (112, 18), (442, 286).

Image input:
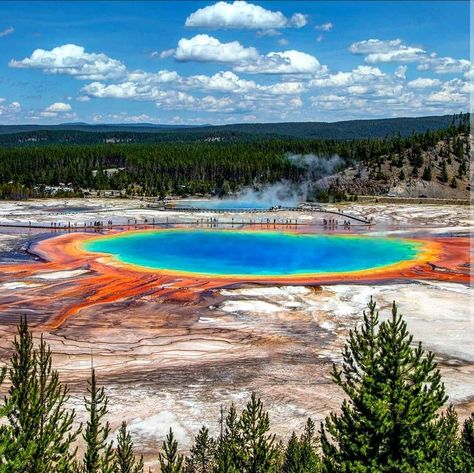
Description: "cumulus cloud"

(407, 78), (441, 88)
(39, 102), (75, 119)
(417, 56), (471, 74)
(255, 28), (281, 37)
(82, 82), (142, 99)
(350, 38), (426, 63)
(350, 38), (471, 75)
(9, 44), (127, 80)
(262, 81), (306, 95)
(174, 34), (259, 63)
(315, 22), (333, 32)
(0, 100), (21, 117)
(158, 49), (176, 59)
(44, 102), (72, 112)
(310, 65), (384, 88)
(126, 69), (179, 84)
(394, 65), (407, 79)
(310, 94), (367, 111)
(167, 35), (323, 75)
(426, 79), (470, 104)
(234, 50), (325, 74)
(185, 1), (307, 30)
(0, 26), (14, 37)
(184, 71), (257, 93)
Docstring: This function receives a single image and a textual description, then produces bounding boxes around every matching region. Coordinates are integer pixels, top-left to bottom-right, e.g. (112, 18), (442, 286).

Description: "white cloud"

(126, 69), (179, 84)
(185, 1), (307, 30)
(315, 22), (333, 32)
(174, 34), (259, 63)
(350, 38), (471, 75)
(418, 56), (471, 74)
(256, 28), (281, 37)
(169, 35), (323, 75)
(288, 13), (307, 28)
(184, 71), (257, 93)
(310, 65), (384, 88)
(0, 26), (14, 37)
(159, 49), (176, 59)
(235, 49), (324, 74)
(44, 102), (72, 113)
(40, 102), (73, 118)
(407, 78), (441, 88)
(278, 38), (288, 46)
(262, 81), (306, 95)
(350, 38), (426, 64)
(9, 44), (127, 80)
(0, 100), (21, 122)
(426, 79), (470, 104)
(394, 65), (407, 79)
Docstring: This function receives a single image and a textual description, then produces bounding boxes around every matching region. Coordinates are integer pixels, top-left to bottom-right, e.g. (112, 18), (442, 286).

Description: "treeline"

(1, 299), (473, 472)
(0, 113), (461, 141)
(0, 113), (469, 200)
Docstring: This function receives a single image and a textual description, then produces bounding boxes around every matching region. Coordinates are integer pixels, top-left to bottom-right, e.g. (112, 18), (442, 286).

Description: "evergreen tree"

(81, 367), (114, 473)
(299, 418), (321, 472)
(435, 405), (464, 473)
(186, 426), (215, 473)
(159, 428), (185, 473)
(0, 317), (78, 473)
(421, 165), (432, 181)
(440, 159), (449, 183)
(461, 414), (474, 471)
(458, 158), (467, 178)
(399, 169), (405, 181)
(450, 176), (457, 188)
(281, 418), (321, 473)
(282, 432), (302, 473)
(238, 393), (279, 473)
(214, 404), (240, 473)
(321, 299), (448, 472)
(114, 421), (144, 473)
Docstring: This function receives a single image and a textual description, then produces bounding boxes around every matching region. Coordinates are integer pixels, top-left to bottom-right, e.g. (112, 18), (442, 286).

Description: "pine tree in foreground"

(461, 414), (474, 471)
(321, 299), (448, 473)
(238, 393), (280, 473)
(214, 404), (240, 473)
(81, 367), (115, 473)
(159, 428), (185, 473)
(114, 421), (144, 473)
(0, 316), (78, 473)
(282, 418), (321, 473)
(436, 405), (464, 473)
(186, 425), (216, 472)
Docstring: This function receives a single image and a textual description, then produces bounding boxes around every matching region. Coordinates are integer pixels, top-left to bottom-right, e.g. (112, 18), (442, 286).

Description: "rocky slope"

(321, 134), (470, 199)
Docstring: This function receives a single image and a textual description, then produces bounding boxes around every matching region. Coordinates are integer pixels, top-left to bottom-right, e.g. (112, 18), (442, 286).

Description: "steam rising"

(217, 153), (346, 207)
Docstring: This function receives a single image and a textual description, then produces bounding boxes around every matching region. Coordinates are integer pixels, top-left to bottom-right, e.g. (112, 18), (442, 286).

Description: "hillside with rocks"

(320, 132), (470, 200)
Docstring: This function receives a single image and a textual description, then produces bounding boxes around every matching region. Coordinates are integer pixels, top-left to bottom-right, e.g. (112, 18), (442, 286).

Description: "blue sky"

(0, 1), (470, 124)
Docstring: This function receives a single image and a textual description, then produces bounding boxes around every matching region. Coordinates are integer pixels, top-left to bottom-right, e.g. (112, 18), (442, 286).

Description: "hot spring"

(169, 199), (275, 210)
(82, 229), (424, 278)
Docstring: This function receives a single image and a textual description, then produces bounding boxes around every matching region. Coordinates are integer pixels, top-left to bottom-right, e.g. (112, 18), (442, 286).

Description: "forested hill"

(0, 114), (462, 145)
(0, 113), (469, 201)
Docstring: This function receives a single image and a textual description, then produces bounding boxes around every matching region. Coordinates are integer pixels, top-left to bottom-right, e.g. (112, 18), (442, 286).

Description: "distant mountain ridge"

(0, 114), (463, 140)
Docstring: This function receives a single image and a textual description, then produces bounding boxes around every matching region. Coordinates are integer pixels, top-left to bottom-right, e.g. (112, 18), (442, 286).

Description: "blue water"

(83, 230), (421, 277)
(172, 200), (273, 210)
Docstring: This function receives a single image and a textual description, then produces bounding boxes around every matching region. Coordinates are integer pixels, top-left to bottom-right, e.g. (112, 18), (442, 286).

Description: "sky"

(0, 0), (470, 125)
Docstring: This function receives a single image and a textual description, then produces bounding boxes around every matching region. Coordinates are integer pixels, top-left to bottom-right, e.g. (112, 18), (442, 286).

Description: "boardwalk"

(0, 205), (371, 230)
